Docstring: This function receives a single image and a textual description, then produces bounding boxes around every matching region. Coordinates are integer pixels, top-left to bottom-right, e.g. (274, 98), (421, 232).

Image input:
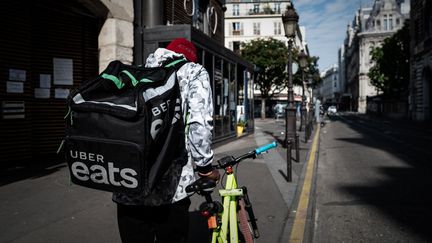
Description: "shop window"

(229, 62), (237, 134)
(214, 57), (223, 138)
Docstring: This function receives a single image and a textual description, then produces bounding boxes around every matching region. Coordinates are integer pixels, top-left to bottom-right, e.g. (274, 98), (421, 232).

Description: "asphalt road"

(312, 113), (432, 242)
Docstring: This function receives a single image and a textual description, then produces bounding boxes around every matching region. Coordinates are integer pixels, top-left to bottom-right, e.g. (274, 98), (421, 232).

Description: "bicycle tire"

(238, 198), (254, 243)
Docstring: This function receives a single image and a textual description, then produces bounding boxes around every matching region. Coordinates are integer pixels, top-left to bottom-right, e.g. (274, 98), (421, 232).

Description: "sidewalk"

(0, 119), (317, 243)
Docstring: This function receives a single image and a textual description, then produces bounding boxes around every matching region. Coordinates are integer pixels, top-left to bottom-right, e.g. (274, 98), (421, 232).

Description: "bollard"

(286, 139), (292, 182)
(295, 134), (300, 162)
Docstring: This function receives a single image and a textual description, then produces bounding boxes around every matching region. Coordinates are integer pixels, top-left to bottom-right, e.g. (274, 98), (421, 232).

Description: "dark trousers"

(117, 198), (191, 243)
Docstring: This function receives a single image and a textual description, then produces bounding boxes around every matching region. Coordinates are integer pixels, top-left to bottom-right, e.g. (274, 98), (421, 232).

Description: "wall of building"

(98, 0), (134, 72)
(343, 0), (410, 113)
(410, 0), (432, 121)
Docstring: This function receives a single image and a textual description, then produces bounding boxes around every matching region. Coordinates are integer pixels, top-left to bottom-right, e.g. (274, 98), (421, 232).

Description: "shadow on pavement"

(332, 114), (432, 241)
(0, 157), (66, 186)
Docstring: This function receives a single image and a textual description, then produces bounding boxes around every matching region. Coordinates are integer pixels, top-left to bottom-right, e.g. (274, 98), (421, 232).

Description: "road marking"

(289, 124), (320, 243)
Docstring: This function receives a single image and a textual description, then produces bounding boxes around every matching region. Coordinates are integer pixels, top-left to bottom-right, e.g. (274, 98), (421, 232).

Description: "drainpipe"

(143, 0), (163, 27)
(133, 0), (144, 65)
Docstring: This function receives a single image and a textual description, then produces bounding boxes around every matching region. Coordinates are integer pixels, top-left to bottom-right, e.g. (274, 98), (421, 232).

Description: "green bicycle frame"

(211, 169), (244, 243)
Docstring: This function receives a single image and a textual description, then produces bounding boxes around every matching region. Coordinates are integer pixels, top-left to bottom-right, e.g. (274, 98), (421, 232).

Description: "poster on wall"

(2, 101), (25, 119)
(53, 58), (73, 85)
(40, 74), (51, 88)
(55, 88), (70, 99)
(6, 81), (24, 93)
(35, 88), (50, 99)
(9, 69), (26, 81)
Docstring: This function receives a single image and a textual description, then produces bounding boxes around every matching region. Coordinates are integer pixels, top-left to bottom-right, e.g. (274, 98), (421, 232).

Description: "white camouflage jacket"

(145, 48), (214, 202)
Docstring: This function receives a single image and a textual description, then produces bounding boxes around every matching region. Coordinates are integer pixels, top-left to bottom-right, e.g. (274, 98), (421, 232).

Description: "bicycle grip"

(255, 141), (277, 155)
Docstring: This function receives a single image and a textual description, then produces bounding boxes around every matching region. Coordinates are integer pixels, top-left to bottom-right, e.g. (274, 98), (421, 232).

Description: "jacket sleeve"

(186, 65), (214, 174)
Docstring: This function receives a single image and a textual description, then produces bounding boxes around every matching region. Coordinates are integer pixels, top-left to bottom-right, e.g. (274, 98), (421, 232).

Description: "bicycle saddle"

(185, 177), (217, 193)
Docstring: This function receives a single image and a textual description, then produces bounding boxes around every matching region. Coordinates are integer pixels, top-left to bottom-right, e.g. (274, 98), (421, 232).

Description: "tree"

(241, 38), (288, 118)
(368, 22), (410, 97)
(293, 55), (321, 87)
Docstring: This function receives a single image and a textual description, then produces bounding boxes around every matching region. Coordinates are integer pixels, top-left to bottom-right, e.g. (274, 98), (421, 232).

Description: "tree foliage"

(368, 22), (410, 97)
(240, 38), (321, 118)
(241, 38), (322, 98)
(241, 38), (288, 100)
(293, 54), (322, 87)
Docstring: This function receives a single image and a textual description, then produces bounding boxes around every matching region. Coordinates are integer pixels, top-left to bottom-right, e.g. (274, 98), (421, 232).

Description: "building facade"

(224, 0), (309, 117)
(224, 0), (298, 52)
(0, 0), (254, 164)
(342, 0), (410, 113)
(409, 0), (432, 121)
(316, 65), (340, 108)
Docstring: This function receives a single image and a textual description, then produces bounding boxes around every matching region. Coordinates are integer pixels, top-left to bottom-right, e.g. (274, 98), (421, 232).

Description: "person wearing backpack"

(114, 38), (220, 243)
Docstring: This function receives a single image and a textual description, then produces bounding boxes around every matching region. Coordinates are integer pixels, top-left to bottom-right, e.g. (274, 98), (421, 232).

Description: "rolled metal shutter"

(0, 0), (100, 164)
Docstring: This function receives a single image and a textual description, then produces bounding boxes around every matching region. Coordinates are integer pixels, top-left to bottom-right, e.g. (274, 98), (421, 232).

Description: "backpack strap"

(119, 70), (138, 86)
(101, 73), (125, 89)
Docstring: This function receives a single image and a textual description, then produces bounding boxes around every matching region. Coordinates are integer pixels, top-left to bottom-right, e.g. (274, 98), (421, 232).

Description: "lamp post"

(298, 50), (308, 132)
(282, 2), (298, 182)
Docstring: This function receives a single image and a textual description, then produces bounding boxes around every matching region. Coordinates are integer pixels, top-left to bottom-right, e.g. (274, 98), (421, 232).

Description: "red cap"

(166, 38), (197, 63)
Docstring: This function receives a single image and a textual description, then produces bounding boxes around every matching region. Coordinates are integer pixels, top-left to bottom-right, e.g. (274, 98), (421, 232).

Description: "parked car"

(327, 105), (337, 114)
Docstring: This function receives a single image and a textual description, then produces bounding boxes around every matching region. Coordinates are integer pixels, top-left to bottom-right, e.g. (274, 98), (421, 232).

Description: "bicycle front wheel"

(238, 198), (254, 243)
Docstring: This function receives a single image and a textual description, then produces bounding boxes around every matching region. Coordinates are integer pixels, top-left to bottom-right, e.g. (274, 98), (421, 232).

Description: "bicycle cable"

(219, 170), (227, 189)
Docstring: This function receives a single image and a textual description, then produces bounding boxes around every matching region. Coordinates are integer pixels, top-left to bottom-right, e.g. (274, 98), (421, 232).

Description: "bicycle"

(186, 141), (277, 243)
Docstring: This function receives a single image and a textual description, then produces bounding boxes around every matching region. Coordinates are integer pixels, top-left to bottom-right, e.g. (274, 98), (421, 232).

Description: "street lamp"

(282, 2), (299, 182)
(298, 50), (308, 132)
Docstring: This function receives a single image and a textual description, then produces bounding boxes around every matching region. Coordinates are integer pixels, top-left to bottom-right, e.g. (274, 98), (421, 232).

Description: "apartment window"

(253, 22), (260, 35)
(253, 4), (259, 13)
(389, 14), (393, 30)
(233, 4), (240, 16)
(383, 14), (393, 31)
(274, 22), (281, 35)
(233, 41), (241, 53)
(273, 3), (281, 14)
(396, 18), (400, 26)
(383, 15), (388, 31)
(376, 20), (381, 30)
(232, 22), (242, 35)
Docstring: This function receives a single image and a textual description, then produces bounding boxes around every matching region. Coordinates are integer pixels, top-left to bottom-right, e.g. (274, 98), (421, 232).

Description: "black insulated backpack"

(63, 59), (188, 205)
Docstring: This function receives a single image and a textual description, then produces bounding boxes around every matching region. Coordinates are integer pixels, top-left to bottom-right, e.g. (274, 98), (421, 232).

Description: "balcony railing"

(232, 30), (244, 35)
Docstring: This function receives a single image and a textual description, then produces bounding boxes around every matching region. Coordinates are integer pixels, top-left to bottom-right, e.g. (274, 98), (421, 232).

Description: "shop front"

(143, 25), (254, 142)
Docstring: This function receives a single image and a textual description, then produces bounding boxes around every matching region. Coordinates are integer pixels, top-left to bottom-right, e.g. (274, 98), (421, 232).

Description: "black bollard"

(295, 134), (300, 162)
(286, 139), (292, 182)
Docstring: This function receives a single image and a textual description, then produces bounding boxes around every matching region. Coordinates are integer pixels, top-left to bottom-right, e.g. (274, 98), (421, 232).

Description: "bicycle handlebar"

(216, 141), (277, 169)
(255, 141), (277, 155)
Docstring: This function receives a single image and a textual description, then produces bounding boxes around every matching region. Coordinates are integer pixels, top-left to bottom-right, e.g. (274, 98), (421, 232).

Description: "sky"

(294, 0), (374, 71)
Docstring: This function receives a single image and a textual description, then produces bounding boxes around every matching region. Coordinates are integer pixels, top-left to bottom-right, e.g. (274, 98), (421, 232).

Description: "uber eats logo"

(69, 150), (138, 189)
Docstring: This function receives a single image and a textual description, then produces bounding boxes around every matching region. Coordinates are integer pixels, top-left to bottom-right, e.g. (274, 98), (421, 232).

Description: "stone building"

(409, 0), (432, 121)
(342, 0), (410, 113)
(316, 65), (340, 108)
